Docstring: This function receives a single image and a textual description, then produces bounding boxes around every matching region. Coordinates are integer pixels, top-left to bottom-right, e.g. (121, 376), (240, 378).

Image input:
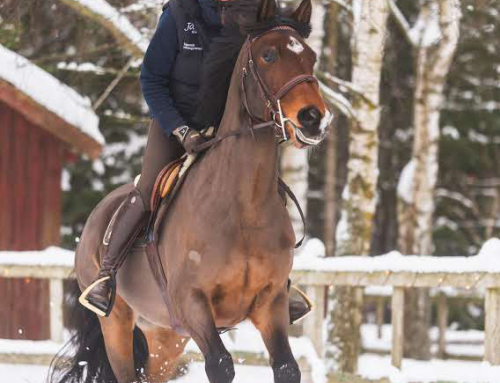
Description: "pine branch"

(57, 0), (148, 57)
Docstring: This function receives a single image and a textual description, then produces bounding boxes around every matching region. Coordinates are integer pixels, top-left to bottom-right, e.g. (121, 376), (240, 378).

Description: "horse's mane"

(194, 0), (311, 128)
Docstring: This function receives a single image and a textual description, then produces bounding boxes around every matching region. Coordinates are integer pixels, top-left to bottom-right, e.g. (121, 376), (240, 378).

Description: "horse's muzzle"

(295, 108), (333, 146)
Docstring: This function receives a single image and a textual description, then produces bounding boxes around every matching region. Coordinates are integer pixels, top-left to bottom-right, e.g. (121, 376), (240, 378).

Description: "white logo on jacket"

(184, 22), (197, 34)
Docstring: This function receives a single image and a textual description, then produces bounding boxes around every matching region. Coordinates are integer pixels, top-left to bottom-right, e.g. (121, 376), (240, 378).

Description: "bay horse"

(48, 0), (330, 382)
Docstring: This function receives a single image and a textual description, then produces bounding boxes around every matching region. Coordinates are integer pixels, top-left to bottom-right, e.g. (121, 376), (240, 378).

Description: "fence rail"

(291, 251), (500, 368)
(2, 248), (500, 370)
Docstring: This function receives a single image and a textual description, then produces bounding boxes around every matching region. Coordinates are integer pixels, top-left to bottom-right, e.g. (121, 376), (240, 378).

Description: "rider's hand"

(173, 125), (207, 154)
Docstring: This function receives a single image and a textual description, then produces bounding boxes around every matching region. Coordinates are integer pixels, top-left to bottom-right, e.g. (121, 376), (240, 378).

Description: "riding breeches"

(136, 119), (185, 207)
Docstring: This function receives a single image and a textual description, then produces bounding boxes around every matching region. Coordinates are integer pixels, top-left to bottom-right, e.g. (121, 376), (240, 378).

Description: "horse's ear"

(257, 0), (278, 22)
(291, 0), (312, 24)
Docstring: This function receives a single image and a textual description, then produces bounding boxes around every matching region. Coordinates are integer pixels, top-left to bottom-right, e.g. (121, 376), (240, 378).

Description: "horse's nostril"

(298, 107), (321, 127)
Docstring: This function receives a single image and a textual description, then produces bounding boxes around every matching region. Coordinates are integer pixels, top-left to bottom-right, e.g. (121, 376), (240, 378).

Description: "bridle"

(192, 26), (317, 247)
(241, 26), (320, 144)
(193, 26), (321, 153)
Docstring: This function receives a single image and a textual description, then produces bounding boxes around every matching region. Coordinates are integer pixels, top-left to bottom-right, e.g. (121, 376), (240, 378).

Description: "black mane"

(194, 0), (311, 128)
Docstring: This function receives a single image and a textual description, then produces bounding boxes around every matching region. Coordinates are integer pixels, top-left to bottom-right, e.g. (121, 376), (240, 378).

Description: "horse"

(47, 0), (330, 382)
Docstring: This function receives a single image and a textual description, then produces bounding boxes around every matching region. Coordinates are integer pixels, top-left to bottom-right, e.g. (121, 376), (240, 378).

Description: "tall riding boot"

(288, 281), (313, 324)
(79, 188), (148, 317)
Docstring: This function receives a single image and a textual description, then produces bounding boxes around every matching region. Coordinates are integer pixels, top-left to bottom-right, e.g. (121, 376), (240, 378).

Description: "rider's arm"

(140, 9), (186, 137)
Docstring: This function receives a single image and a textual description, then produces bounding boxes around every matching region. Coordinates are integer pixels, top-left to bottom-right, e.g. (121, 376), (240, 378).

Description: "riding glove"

(173, 125), (207, 154)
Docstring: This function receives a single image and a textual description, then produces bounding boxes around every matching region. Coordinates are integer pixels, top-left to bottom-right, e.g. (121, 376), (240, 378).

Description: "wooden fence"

(1, 249), (500, 371)
(291, 253), (500, 368)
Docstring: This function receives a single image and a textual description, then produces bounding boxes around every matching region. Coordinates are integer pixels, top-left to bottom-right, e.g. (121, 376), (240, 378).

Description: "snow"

(3, 354), (500, 383)
(70, 0), (149, 54)
(294, 238), (500, 274)
(359, 354), (500, 383)
(362, 324), (483, 358)
(397, 160), (415, 204)
(0, 45), (103, 145)
(0, 247), (74, 267)
(0, 339), (63, 356)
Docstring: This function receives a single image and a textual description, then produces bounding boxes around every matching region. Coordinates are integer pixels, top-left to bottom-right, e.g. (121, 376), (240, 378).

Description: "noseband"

(241, 26), (319, 141)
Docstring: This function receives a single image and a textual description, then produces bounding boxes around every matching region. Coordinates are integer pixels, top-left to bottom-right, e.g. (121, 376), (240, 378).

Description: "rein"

(193, 26), (311, 247)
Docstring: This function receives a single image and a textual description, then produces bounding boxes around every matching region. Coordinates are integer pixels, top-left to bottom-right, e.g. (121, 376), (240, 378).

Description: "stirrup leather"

(78, 275), (117, 317)
(290, 284), (314, 324)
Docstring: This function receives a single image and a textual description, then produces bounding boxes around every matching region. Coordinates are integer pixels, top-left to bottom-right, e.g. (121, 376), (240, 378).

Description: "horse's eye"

(262, 49), (277, 63)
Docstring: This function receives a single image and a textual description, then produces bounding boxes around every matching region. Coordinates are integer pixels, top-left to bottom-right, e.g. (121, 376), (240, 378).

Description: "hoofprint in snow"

(0, 45), (103, 145)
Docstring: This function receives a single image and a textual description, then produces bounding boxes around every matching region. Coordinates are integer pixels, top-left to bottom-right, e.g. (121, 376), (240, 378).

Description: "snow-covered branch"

(387, 0), (416, 46)
(318, 81), (357, 120)
(318, 71), (376, 108)
(57, 0), (148, 57)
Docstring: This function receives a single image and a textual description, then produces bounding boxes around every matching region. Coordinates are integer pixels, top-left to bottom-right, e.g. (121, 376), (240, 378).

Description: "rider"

(81, 0), (311, 324)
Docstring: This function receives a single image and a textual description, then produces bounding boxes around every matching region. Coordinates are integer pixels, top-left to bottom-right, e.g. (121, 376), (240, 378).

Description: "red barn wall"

(0, 101), (66, 340)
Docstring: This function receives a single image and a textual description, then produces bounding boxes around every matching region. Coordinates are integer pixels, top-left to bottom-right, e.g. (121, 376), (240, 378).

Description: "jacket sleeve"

(140, 9), (186, 137)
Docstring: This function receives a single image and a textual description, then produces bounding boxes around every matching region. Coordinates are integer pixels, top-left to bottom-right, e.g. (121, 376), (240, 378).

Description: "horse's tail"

(46, 278), (149, 383)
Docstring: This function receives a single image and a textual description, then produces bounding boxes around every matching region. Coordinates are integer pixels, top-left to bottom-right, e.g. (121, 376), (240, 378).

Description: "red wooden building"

(0, 45), (103, 340)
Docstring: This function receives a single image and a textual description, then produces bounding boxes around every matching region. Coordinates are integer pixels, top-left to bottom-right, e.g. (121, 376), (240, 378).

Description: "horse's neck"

(214, 65), (279, 210)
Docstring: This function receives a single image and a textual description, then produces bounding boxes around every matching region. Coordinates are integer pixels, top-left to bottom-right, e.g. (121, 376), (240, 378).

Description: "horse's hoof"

(205, 352), (235, 383)
(273, 360), (301, 383)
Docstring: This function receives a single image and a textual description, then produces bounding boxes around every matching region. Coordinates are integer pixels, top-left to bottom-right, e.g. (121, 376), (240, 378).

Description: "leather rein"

(193, 26), (315, 248)
(194, 26), (318, 153)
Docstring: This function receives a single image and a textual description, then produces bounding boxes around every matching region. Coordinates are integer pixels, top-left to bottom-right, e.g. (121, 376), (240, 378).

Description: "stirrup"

(290, 285), (314, 324)
(78, 275), (117, 317)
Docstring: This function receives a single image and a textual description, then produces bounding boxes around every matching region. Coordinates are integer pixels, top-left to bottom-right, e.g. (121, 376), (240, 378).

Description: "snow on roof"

(0, 44), (104, 146)
(294, 238), (500, 274)
(0, 246), (74, 267)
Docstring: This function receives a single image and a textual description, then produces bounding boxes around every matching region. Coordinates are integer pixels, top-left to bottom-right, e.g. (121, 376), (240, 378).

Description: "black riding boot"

(79, 188), (148, 317)
(288, 281), (313, 324)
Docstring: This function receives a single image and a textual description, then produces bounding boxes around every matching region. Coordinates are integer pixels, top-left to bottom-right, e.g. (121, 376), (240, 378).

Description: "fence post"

(437, 293), (448, 358)
(376, 296), (384, 339)
(50, 278), (64, 343)
(303, 285), (325, 357)
(485, 288), (500, 365)
(391, 287), (404, 369)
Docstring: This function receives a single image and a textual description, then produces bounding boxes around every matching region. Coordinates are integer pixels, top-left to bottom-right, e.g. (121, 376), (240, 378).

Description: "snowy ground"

(3, 356), (500, 383)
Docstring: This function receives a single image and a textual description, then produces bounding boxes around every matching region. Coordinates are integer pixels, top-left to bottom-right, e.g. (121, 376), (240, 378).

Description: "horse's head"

(241, 0), (332, 148)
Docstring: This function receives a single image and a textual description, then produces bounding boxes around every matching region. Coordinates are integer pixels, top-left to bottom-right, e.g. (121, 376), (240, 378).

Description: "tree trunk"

(327, 0), (389, 373)
(397, 0), (461, 361)
(321, 1), (340, 258)
(280, 0), (325, 239)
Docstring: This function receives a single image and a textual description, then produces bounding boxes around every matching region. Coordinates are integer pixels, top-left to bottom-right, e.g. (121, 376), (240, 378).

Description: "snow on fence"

(1, 239), (500, 370)
(292, 238), (500, 368)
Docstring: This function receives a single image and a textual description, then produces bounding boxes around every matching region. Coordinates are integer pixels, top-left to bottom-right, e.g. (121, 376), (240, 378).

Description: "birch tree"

(321, 1), (341, 257)
(327, 0), (389, 372)
(392, 0), (461, 359)
(281, 0), (325, 239)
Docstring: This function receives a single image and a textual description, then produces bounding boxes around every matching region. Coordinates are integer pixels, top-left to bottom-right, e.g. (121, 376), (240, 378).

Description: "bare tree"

(327, 0), (389, 373)
(392, 0), (461, 360)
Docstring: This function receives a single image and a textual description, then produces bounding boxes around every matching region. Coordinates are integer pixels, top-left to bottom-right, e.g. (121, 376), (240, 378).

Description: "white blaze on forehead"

(287, 36), (304, 54)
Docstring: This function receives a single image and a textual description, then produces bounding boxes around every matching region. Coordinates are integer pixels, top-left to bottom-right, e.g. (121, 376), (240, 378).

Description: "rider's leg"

(82, 120), (185, 316)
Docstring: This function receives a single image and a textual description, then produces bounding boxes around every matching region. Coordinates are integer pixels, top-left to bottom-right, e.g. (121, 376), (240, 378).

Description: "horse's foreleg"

(250, 287), (301, 383)
(99, 295), (137, 383)
(181, 290), (235, 383)
(141, 326), (188, 382)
